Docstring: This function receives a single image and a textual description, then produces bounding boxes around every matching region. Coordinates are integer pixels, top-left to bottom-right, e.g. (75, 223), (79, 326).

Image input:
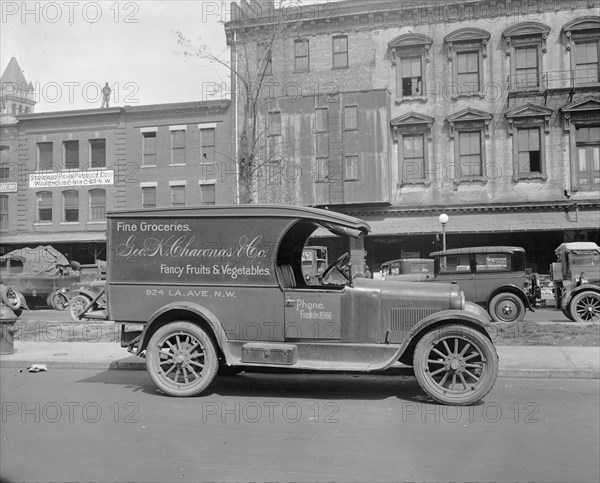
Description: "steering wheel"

(322, 252), (351, 282)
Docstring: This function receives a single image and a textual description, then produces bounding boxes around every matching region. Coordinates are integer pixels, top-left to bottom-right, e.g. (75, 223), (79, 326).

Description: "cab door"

(284, 289), (341, 340)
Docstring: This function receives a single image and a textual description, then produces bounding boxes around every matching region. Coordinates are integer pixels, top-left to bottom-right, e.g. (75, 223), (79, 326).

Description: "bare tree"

(174, 1), (288, 204)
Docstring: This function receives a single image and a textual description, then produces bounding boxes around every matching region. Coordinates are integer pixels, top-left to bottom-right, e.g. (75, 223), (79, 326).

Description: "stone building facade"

(224, 0), (600, 271)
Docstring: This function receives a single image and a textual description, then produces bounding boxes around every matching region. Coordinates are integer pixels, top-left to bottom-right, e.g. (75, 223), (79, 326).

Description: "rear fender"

(561, 283), (600, 309)
(70, 289), (95, 300)
(135, 302), (231, 360)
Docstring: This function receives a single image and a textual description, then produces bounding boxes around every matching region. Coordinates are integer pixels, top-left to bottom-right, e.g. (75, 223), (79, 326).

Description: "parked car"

(69, 262), (107, 321)
(0, 246), (79, 308)
(106, 205), (499, 405)
(426, 247), (540, 323)
(380, 258), (434, 281)
(550, 242), (600, 323)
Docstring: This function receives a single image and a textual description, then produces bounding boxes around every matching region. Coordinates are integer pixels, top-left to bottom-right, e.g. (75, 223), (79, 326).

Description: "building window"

(258, 42), (272, 76)
(200, 183), (216, 205)
(200, 128), (215, 162)
(315, 158), (329, 182)
(0, 195), (8, 230)
(89, 189), (106, 221)
(575, 41), (599, 85)
(344, 155), (359, 180)
(332, 35), (348, 69)
(63, 190), (79, 222)
(0, 164), (8, 181)
(90, 139), (106, 168)
(343, 106), (357, 131)
(142, 186), (156, 208)
(457, 51), (480, 93)
(575, 125), (600, 190)
(294, 39), (309, 71)
(142, 131), (157, 166)
(517, 127), (542, 176)
(171, 130), (186, 165)
(400, 57), (422, 97)
(315, 108), (328, 132)
(37, 191), (52, 222)
(63, 141), (79, 170)
(458, 131), (483, 179)
(171, 185), (185, 206)
(268, 111), (281, 136)
(503, 22), (550, 93)
(402, 134), (425, 183)
(37, 142), (53, 170)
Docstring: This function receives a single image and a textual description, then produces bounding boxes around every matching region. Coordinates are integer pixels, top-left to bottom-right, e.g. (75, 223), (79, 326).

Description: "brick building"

(0, 90), (234, 263)
(224, 0), (600, 272)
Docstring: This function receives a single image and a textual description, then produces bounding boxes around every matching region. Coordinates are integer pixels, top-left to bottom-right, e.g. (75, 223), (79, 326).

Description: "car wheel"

(46, 293), (56, 310)
(561, 305), (575, 321)
(69, 295), (91, 321)
(569, 291), (600, 323)
(413, 324), (499, 406)
(146, 321), (218, 397)
(489, 293), (525, 323)
(52, 292), (69, 311)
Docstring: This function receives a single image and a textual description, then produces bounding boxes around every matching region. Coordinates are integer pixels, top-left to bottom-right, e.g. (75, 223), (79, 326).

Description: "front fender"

(380, 309), (494, 370)
(136, 302), (231, 359)
(486, 284), (534, 311)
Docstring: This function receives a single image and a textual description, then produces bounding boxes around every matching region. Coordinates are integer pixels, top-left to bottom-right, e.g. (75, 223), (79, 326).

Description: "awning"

(365, 209), (600, 235)
(1, 231), (106, 244)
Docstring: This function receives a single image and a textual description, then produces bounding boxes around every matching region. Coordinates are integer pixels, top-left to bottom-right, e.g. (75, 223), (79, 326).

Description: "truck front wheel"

(570, 291), (600, 323)
(413, 324), (499, 406)
(146, 321), (218, 397)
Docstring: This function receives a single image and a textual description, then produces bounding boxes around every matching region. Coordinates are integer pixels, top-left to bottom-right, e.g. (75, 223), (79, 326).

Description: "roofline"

(107, 204), (371, 233)
(429, 246), (526, 256)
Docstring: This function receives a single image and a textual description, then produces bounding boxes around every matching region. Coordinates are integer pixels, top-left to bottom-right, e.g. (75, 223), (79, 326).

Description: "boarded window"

(64, 141), (79, 169)
(90, 139), (106, 168)
(315, 108), (328, 132)
(171, 185), (185, 206)
(63, 190), (79, 222)
(268, 112), (281, 136)
(142, 186), (156, 208)
(344, 155), (358, 180)
(200, 183), (216, 205)
(316, 157), (328, 182)
(344, 106), (357, 130)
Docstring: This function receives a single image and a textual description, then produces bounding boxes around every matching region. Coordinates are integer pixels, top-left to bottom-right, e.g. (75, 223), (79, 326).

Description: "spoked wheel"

(414, 324), (499, 405)
(69, 295), (91, 321)
(489, 292), (525, 323)
(146, 321), (218, 397)
(570, 291), (600, 323)
(52, 292), (69, 311)
(2, 287), (22, 311)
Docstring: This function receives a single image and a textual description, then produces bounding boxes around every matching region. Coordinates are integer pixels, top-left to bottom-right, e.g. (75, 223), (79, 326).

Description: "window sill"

(169, 163), (186, 167)
(343, 128), (358, 132)
(60, 222), (80, 225)
(87, 221), (107, 225)
(293, 70), (310, 74)
(332, 66), (349, 70)
(34, 222), (53, 226)
(454, 176), (488, 185)
(344, 178), (359, 182)
(141, 165), (157, 168)
(451, 92), (485, 100)
(514, 173), (548, 182)
(395, 97), (427, 105)
(401, 180), (432, 186)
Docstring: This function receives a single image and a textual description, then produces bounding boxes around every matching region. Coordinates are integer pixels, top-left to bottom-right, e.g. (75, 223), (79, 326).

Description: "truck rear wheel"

(570, 291), (600, 323)
(146, 321), (218, 397)
(413, 324), (498, 406)
(69, 295), (91, 321)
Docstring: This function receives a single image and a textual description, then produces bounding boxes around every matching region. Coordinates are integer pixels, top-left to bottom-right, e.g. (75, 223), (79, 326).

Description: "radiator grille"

(391, 307), (438, 331)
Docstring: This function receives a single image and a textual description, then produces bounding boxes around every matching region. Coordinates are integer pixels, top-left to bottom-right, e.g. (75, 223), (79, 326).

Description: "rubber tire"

(562, 304), (575, 321)
(46, 294), (56, 310)
(52, 292), (69, 311)
(2, 287), (22, 310)
(489, 292), (525, 323)
(569, 291), (600, 323)
(413, 324), (499, 406)
(70, 295), (91, 321)
(146, 321), (218, 397)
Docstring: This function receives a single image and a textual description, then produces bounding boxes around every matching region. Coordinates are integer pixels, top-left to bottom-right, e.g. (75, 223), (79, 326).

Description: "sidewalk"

(1, 341), (598, 379)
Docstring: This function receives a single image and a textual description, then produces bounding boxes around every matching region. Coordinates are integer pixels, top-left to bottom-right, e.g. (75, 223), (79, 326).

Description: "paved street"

(1, 367), (598, 482)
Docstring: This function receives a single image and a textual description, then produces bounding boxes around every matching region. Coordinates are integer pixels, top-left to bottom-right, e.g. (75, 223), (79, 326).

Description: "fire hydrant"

(0, 284), (26, 355)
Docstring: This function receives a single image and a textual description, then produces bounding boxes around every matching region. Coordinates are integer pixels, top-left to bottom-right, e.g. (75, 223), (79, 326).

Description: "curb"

(1, 358), (598, 379)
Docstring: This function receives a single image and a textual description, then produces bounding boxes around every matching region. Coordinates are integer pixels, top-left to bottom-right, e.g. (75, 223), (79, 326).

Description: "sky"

(0, 0), (238, 112)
